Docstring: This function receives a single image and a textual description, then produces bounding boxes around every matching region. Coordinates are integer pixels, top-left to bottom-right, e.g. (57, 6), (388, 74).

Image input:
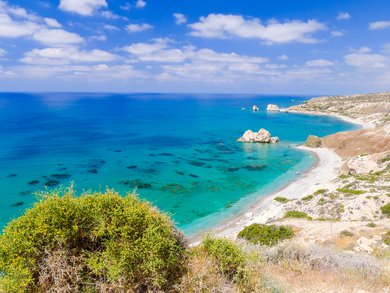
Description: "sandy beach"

(191, 112), (368, 243)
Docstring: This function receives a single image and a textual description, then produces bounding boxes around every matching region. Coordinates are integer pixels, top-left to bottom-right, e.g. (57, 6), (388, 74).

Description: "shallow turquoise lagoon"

(0, 93), (357, 234)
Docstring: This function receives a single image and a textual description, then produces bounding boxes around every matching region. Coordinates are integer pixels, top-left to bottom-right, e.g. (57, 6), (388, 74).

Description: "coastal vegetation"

(0, 189), (186, 292)
(381, 203), (390, 217)
(1, 188), (388, 292)
(237, 224), (294, 246)
(273, 196), (289, 203)
(283, 210), (312, 220)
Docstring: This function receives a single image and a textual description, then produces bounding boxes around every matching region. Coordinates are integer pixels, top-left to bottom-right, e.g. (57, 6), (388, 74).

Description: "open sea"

(0, 93), (357, 235)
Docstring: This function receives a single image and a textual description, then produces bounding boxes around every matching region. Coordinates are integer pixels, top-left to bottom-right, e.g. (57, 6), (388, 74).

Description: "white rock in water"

(267, 104), (280, 111)
(238, 128), (278, 143)
(252, 105), (259, 111)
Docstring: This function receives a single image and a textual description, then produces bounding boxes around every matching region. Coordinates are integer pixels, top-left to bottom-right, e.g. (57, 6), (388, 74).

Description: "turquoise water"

(0, 93), (357, 234)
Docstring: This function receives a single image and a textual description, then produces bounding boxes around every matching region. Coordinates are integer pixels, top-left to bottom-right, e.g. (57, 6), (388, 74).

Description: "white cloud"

(10, 64), (140, 80)
(0, 12), (39, 37)
(123, 39), (269, 65)
(120, 3), (131, 11)
(0, 48), (6, 57)
(173, 13), (187, 25)
(59, 0), (107, 16)
(103, 24), (119, 31)
(305, 59), (335, 67)
(100, 10), (121, 19)
(345, 51), (389, 69)
(188, 14), (326, 44)
(331, 30), (344, 37)
(90, 34), (107, 42)
(337, 12), (351, 20)
(44, 18), (61, 28)
(278, 54), (288, 61)
(126, 23), (153, 33)
(369, 21), (390, 30)
(32, 29), (83, 45)
(0, 1), (84, 45)
(382, 43), (390, 53)
(21, 47), (118, 65)
(135, 0), (146, 9)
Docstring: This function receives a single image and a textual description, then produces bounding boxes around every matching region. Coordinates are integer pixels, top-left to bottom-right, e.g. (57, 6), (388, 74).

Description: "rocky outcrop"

(252, 105), (259, 112)
(237, 128), (279, 143)
(343, 152), (389, 174)
(305, 135), (322, 148)
(267, 104), (280, 111)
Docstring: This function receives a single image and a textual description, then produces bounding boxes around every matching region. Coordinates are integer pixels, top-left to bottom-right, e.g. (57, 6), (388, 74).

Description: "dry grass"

(178, 241), (390, 292)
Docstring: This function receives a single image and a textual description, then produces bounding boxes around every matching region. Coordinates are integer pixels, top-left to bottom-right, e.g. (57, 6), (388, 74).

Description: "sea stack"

(267, 104), (280, 111)
(252, 105), (259, 112)
(237, 128), (279, 143)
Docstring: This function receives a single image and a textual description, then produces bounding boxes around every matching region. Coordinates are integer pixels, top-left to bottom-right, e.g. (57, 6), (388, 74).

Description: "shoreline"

(190, 111), (366, 244)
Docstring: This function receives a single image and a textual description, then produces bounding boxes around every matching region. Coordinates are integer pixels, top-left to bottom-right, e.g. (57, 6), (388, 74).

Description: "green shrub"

(380, 203), (390, 218)
(367, 222), (376, 228)
(336, 188), (364, 195)
(237, 223), (294, 246)
(284, 210), (312, 220)
(202, 236), (245, 280)
(318, 198), (327, 205)
(301, 195), (313, 201)
(274, 196), (289, 204)
(314, 189), (327, 195)
(0, 188), (187, 292)
(383, 232), (390, 245)
(340, 230), (354, 237)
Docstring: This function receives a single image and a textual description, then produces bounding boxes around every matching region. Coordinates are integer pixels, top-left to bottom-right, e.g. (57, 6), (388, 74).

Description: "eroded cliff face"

(321, 128), (390, 159)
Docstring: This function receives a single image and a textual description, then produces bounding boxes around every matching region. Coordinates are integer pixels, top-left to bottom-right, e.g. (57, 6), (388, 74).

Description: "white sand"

(190, 113), (366, 244)
(198, 147), (343, 240)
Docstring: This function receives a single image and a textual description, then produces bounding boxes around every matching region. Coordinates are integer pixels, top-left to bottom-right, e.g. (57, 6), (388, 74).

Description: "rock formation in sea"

(252, 105), (259, 112)
(305, 135), (322, 148)
(237, 128), (279, 143)
(267, 104), (280, 111)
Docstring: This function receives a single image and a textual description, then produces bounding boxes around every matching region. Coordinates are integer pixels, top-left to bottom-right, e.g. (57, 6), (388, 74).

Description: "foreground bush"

(202, 236), (245, 281)
(0, 188), (186, 292)
(238, 223), (294, 246)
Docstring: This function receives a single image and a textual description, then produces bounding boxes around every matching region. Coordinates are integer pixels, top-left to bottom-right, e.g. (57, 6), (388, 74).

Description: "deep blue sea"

(0, 93), (357, 234)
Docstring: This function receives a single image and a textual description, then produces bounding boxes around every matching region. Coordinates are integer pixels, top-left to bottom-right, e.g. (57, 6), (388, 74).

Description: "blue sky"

(0, 0), (390, 94)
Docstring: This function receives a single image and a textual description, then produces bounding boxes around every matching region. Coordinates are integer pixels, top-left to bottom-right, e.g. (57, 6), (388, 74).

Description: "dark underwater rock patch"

(175, 171), (185, 175)
(20, 190), (32, 196)
(44, 180), (60, 187)
(88, 169), (98, 174)
(7, 174), (17, 178)
(159, 152), (174, 157)
(118, 179), (152, 189)
(227, 167), (240, 172)
(114, 149), (122, 153)
(126, 165), (138, 169)
(51, 174), (71, 180)
(28, 180), (40, 185)
(11, 201), (24, 207)
(160, 183), (187, 194)
(189, 174), (199, 178)
(143, 168), (158, 174)
(244, 164), (266, 171)
(58, 167), (67, 171)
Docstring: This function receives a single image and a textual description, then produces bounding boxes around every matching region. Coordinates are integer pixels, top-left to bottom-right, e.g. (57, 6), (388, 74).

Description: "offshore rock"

(267, 104), (280, 111)
(237, 128), (279, 143)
